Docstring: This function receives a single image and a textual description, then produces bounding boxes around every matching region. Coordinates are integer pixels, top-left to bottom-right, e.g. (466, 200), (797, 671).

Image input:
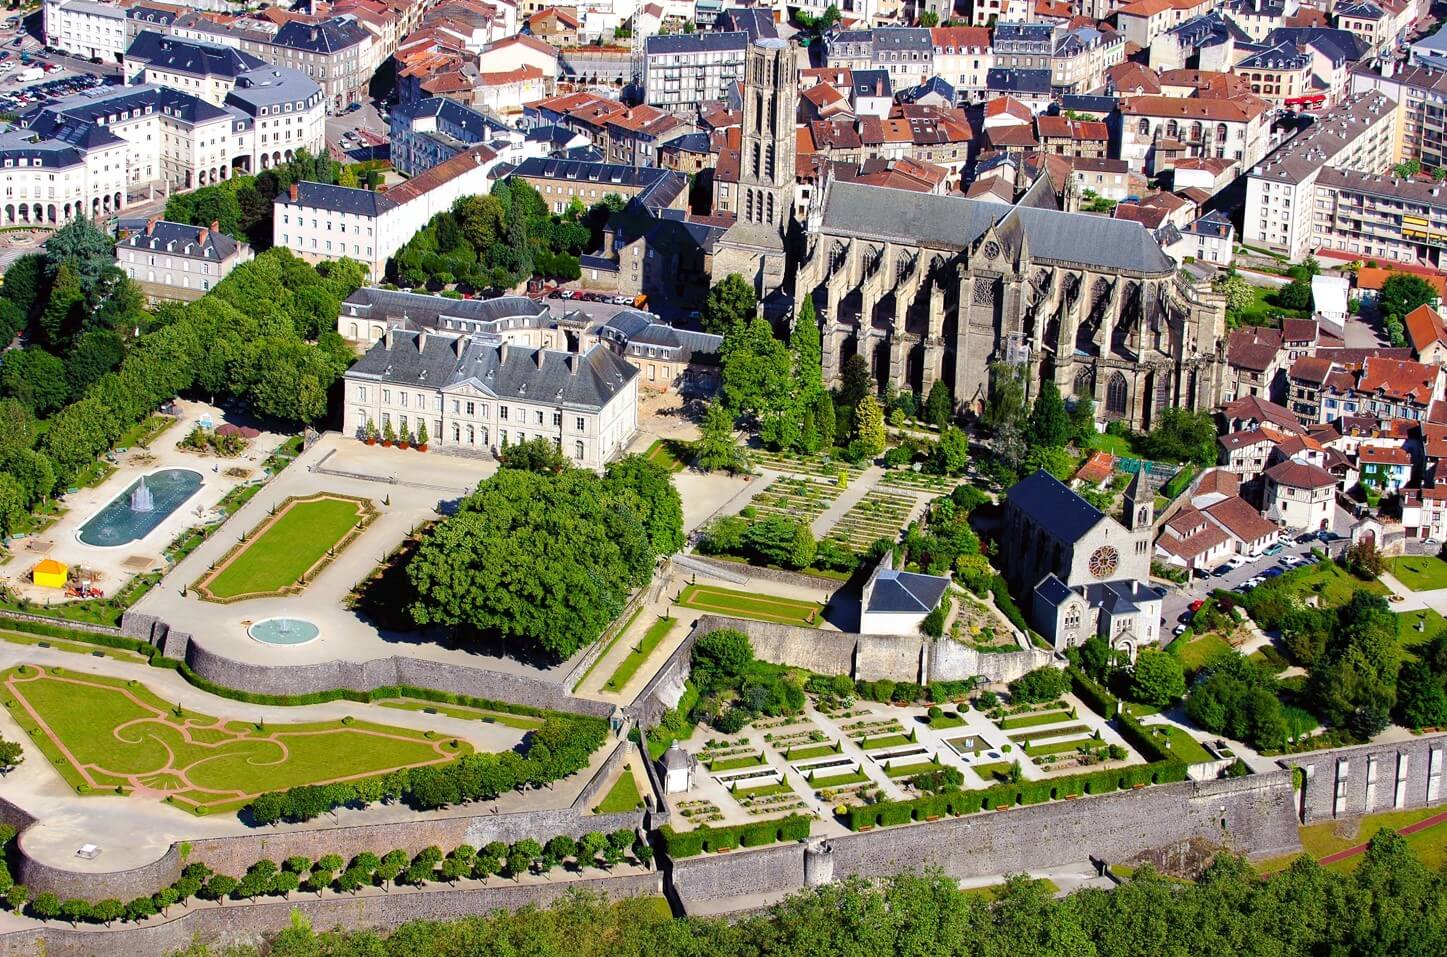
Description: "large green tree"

(695, 401), (747, 473)
(0, 348), (69, 415)
(790, 297), (824, 400)
(853, 394), (886, 456)
(702, 273), (757, 334)
(1130, 649), (1186, 707)
(1026, 379), (1071, 449)
(1379, 272), (1437, 347)
(721, 316), (801, 450)
(923, 379), (952, 429)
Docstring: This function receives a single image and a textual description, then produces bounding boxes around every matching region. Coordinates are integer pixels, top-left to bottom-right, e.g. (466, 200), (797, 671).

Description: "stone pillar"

(921, 283), (946, 394)
(804, 840), (835, 887)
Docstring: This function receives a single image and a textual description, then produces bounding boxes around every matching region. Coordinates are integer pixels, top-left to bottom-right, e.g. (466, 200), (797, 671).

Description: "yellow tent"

(32, 559), (67, 590)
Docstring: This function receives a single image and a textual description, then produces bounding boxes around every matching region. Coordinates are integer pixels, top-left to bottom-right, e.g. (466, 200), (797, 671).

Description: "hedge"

(659, 814), (811, 857)
(987, 575), (1030, 634)
(1068, 668), (1118, 719)
(0, 615), (158, 657)
(841, 760), (1189, 831)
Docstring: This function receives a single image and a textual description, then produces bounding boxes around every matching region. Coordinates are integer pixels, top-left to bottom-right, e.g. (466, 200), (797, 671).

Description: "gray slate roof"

(646, 31), (748, 55)
(118, 219), (240, 260)
(1007, 469), (1106, 544)
(817, 181), (1174, 274)
(127, 31), (267, 77)
(276, 181), (396, 216)
(866, 569), (950, 614)
(350, 330), (637, 411)
(341, 289), (553, 334)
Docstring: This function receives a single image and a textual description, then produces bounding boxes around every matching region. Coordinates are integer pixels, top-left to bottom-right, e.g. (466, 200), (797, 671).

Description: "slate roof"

(340, 289), (554, 334)
(349, 330), (637, 411)
(118, 219), (240, 260)
(600, 310), (722, 358)
(646, 31), (748, 55)
(274, 17), (370, 53)
(1007, 469), (1107, 544)
(817, 181), (1174, 273)
(1035, 574), (1075, 607)
(127, 31), (267, 77)
(987, 68), (1052, 95)
(866, 569), (950, 614)
(276, 181), (397, 216)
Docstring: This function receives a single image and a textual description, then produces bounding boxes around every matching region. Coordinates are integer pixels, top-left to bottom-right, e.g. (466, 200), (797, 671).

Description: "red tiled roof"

(1204, 495), (1278, 543)
(1074, 450), (1115, 484)
(1359, 356), (1440, 405)
(1356, 266), (1447, 298)
(1223, 394), (1300, 432)
(1193, 468), (1240, 498)
(1404, 303), (1447, 354)
(1265, 460), (1336, 489)
(1121, 94), (1267, 122)
(1359, 444), (1412, 465)
(1227, 326), (1283, 373)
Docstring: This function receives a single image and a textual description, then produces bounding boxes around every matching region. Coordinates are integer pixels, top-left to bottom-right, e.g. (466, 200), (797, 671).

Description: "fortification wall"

(853, 635), (923, 682)
(668, 771), (1302, 907)
(0, 872), (663, 957)
(926, 638), (1052, 684)
(1288, 733), (1447, 823)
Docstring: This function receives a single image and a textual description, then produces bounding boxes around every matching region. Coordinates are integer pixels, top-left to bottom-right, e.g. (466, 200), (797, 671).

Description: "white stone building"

(115, 216), (254, 301)
(43, 0), (127, 62)
(341, 326), (639, 470)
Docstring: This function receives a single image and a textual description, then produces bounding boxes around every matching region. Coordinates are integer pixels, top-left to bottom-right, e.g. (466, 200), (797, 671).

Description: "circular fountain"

(247, 617), (320, 646)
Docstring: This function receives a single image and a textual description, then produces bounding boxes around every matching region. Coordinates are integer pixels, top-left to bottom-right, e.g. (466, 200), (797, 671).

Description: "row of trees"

(390, 180), (601, 291)
(165, 834), (1446, 957)
(405, 452), (683, 660)
(163, 150), (361, 246)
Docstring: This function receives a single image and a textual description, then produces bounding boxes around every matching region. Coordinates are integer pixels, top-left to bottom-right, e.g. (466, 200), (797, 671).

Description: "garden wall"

(0, 871), (664, 957)
(683, 557), (851, 598)
(668, 771), (1302, 911)
(925, 639), (1052, 685)
(121, 612), (613, 718)
(1287, 732), (1447, 824)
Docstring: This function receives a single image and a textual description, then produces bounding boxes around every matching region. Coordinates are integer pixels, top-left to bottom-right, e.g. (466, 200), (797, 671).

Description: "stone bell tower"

(712, 37), (798, 310)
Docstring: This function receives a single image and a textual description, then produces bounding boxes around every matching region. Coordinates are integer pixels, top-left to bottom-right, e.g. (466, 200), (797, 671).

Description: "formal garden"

(676, 584), (823, 627)
(0, 665), (472, 814)
(192, 493), (376, 602)
(822, 487), (920, 554)
(744, 475), (842, 524)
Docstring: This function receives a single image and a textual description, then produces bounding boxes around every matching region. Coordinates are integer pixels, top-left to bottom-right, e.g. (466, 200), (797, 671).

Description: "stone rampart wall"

(1287, 733), (1447, 823)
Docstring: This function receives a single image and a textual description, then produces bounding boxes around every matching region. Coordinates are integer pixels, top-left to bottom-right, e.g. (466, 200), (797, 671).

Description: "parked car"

(1263, 542), (1285, 556)
(1262, 567), (1285, 578)
(1210, 563), (1232, 577)
(1425, 538), (1440, 548)
(1296, 532), (1317, 544)
(1225, 555), (1248, 570)
(1173, 623), (1188, 637)
(1189, 599), (1206, 612)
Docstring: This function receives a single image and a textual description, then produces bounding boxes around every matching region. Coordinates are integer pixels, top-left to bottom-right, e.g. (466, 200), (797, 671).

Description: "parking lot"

(0, 66), (106, 112)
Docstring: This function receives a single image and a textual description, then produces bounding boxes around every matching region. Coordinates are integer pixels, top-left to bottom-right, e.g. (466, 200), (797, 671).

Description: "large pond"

(77, 469), (204, 548)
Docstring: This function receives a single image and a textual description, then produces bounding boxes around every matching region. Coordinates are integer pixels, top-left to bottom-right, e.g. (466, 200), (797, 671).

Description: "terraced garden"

(1, 665), (471, 814)
(745, 475), (842, 524)
(677, 584), (823, 626)
(879, 469), (961, 493)
(750, 449), (866, 481)
(823, 487), (920, 552)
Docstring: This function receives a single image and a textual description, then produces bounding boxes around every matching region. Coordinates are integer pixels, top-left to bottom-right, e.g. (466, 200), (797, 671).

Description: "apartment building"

(43, 0), (127, 61)
(273, 147), (502, 279)
(1243, 91), (1398, 259)
(115, 216), (254, 301)
(1234, 41), (1315, 108)
(1117, 94), (1271, 174)
(643, 31), (748, 113)
(0, 124), (128, 226)
(389, 96), (511, 175)
(505, 157), (688, 214)
(1115, 0), (1213, 48)
(1050, 24), (1125, 96)
(929, 26), (991, 102)
(1353, 63), (1447, 171)
(1312, 167), (1447, 265)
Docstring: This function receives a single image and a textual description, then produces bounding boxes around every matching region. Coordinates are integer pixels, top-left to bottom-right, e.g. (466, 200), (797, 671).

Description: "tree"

(37, 261), (82, 347)
(930, 427), (969, 475)
(1026, 379), (1071, 449)
(604, 454), (685, 557)
(1379, 273), (1437, 347)
(695, 401), (747, 473)
(1, 253), (44, 318)
(1278, 279), (1312, 311)
(839, 353), (873, 407)
(924, 380), (952, 429)
(1137, 408), (1218, 467)
(790, 297), (823, 401)
(500, 436), (569, 473)
(0, 738), (23, 775)
(1394, 660), (1447, 729)
(982, 361), (1027, 432)
(30, 892), (60, 921)
(702, 273), (757, 334)
(1021, 444), (1076, 481)
(1214, 272), (1255, 317)
(1130, 649), (1186, 707)
(1008, 667), (1070, 703)
(1393, 158), (1422, 179)
(0, 348), (69, 415)
(45, 218), (117, 301)
(813, 390), (836, 450)
(0, 400), (35, 452)
(1186, 654), (1286, 750)
(853, 394), (886, 456)
(721, 316), (801, 450)
(919, 9), (939, 25)
(65, 328), (125, 394)
(1069, 396), (1096, 443)
(0, 475), (27, 539)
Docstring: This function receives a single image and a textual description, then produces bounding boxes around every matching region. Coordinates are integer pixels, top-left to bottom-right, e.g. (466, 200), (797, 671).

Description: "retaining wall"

(121, 612), (612, 718)
(0, 871), (663, 957)
(669, 771), (1302, 908)
(683, 557), (851, 597)
(1288, 733), (1447, 823)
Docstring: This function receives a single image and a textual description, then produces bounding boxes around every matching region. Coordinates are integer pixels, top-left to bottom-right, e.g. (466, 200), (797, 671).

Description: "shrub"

(1008, 667), (1070, 704)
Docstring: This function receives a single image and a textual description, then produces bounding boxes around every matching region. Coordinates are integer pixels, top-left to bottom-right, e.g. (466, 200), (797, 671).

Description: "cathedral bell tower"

(712, 37), (797, 312)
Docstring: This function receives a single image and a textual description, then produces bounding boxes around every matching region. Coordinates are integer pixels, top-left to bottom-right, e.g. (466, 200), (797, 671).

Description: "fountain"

(248, 617), (320, 646)
(129, 476), (155, 513)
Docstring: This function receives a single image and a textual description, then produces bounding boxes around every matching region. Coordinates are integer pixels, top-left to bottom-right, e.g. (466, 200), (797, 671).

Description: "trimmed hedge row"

(1068, 668), (1119, 720)
(0, 615), (158, 656)
(659, 813), (811, 857)
(841, 760), (1189, 831)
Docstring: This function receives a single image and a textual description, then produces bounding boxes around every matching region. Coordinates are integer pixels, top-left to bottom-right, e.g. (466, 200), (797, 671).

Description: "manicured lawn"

(1386, 555), (1447, 592)
(709, 753), (765, 771)
(0, 629), (147, 663)
(885, 760), (943, 778)
(962, 878), (1059, 900)
(734, 782), (795, 799)
(927, 713), (966, 729)
(1026, 737), (1094, 757)
(857, 733), (913, 750)
(1088, 432), (1134, 456)
(973, 761), (1014, 782)
(1231, 283), (1310, 328)
(644, 439), (692, 473)
(603, 616), (678, 693)
(0, 665), (469, 814)
(1398, 608), (1446, 650)
(1254, 807), (1447, 875)
(1151, 727), (1214, 765)
(1171, 632), (1234, 673)
(677, 584), (824, 627)
(1000, 709), (1075, 730)
(1272, 561), (1388, 607)
(576, 607), (643, 690)
(198, 494), (370, 600)
(784, 742), (840, 760)
(1008, 724), (1090, 743)
(807, 770), (869, 788)
(594, 769), (644, 813)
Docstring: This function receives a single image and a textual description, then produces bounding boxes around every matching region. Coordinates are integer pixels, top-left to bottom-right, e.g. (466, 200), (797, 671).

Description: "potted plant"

(398, 426), (411, 450)
(364, 419), (377, 446)
(382, 420), (396, 447)
(416, 421), (429, 452)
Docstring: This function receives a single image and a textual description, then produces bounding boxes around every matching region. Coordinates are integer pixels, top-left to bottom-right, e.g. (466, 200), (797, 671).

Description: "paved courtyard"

(1, 400), (290, 605)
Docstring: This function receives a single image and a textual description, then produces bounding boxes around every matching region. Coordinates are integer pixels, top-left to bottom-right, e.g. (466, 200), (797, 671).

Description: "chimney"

(535, 347), (545, 368)
(417, 330), (428, 353)
(385, 329), (395, 350)
(197, 227), (209, 244)
(209, 220), (219, 232)
(288, 183), (299, 201)
(498, 341), (509, 364)
(146, 215), (160, 235)
(453, 335), (466, 358)
(567, 352), (579, 372)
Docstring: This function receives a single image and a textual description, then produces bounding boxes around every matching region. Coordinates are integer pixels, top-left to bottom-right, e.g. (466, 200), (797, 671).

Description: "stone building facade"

(795, 177), (1228, 426)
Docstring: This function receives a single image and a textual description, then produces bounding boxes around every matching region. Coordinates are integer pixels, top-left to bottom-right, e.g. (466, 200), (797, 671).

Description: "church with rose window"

(1001, 469), (1163, 657)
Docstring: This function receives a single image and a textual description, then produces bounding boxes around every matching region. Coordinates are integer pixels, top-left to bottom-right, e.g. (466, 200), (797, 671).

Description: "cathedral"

(709, 35), (1230, 428)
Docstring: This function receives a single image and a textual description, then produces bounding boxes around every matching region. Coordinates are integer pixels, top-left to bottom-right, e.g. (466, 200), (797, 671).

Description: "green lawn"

(1251, 807), (1447, 875)
(1271, 561), (1388, 607)
(885, 760), (944, 778)
(1151, 727), (1214, 765)
(1171, 632), (1234, 673)
(709, 753), (764, 771)
(734, 782), (795, 799)
(1231, 283), (1310, 328)
(677, 584), (823, 627)
(962, 878), (1059, 901)
(1088, 432), (1134, 456)
(1398, 608), (1446, 650)
(785, 742), (840, 760)
(1, 665), (469, 813)
(1386, 555), (1447, 592)
(644, 439), (692, 473)
(857, 733), (913, 750)
(972, 761), (1014, 782)
(594, 769), (644, 813)
(1025, 737), (1095, 757)
(927, 713), (966, 730)
(575, 607), (644, 690)
(1000, 709), (1075, 730)
(807, 770), (869, 788)
(1008, 724), (1090, 742)
(198, 495), (369, 600)
(603, 616), (678, 693)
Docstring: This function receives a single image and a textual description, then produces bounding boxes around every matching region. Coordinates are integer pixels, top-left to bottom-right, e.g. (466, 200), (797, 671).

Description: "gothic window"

(765, 143), (775, 180)
(745, 189), (755, 224)
(1106, 372), (1128, 418)
(1074, 366), (1094, 398)
(1088, 546), (1119, 579)
(972, 277), (997, 306)
(752, 142), (761, 178)
(766, 192), (775, 225)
